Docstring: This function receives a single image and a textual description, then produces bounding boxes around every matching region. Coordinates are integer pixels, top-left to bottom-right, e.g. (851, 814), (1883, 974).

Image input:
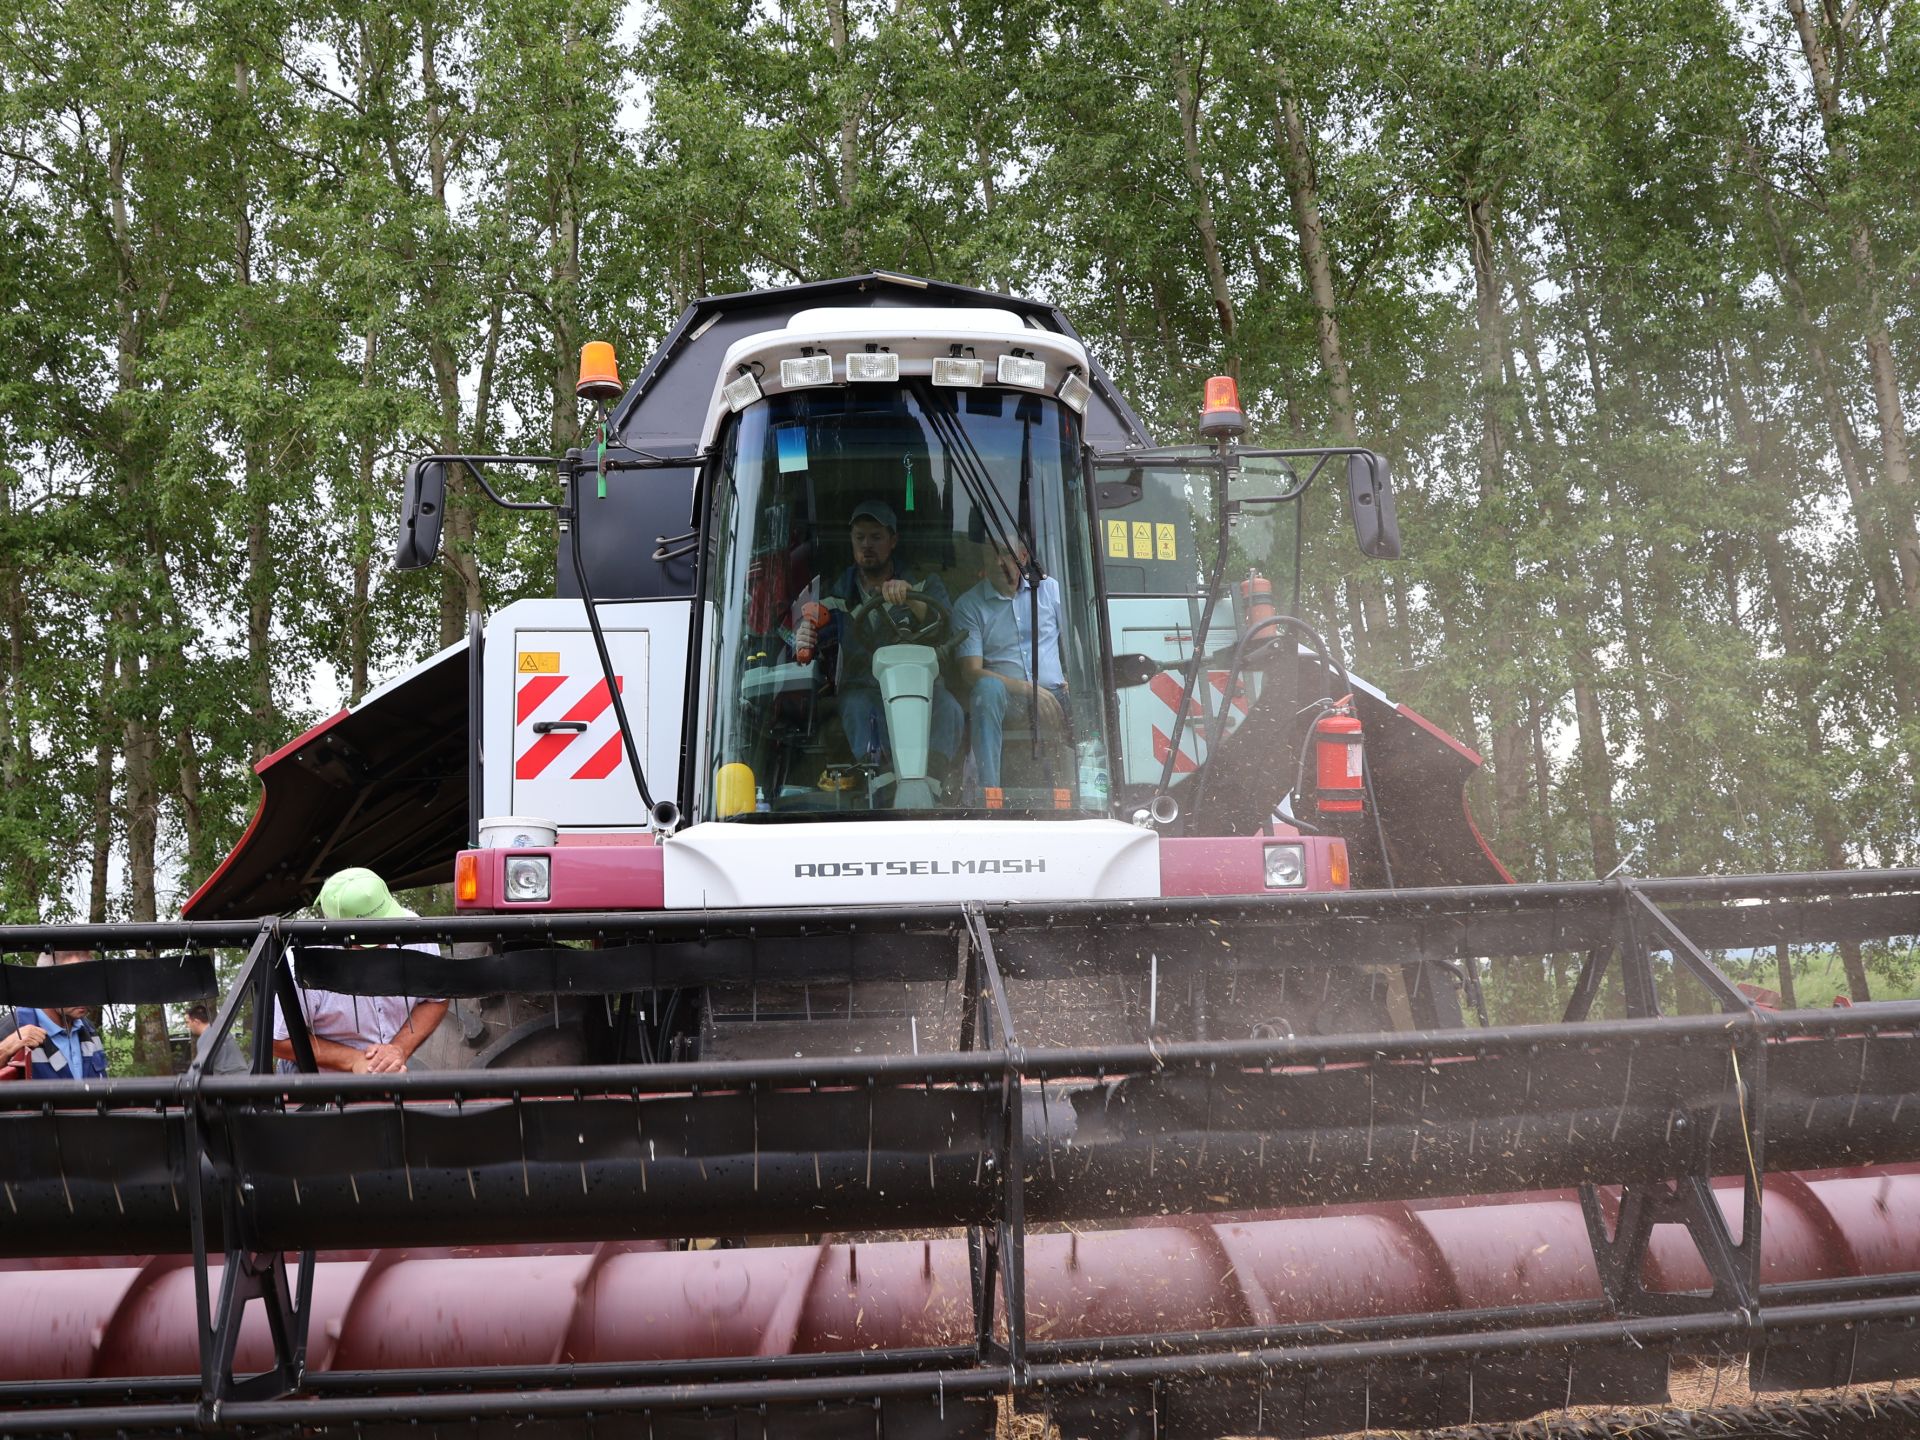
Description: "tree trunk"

(1738, 143), (1920, 723)
(1272, 77), (1352, 438)
(1773, 942), (1799, 1010)
(1572, 270), (1665, 867)
(1528, 689), (1556, 880)
(88, 638), (116, 924)
(1786, 0), (1920, 610)
(350, 328), (378, 703)
(118, 642), (156, 924)
(1727, 345), (1872, 1000)
(1569, 659), (1619, 877)
(1513, 260), (1619, 877)
(233, 56), (275, 756)
(1272, 74), (1395, 671)
(1166, 14), (1235, 360)
(419, 16), (482, 648)
(176, 728), (205, 886)
(550, 179), (580, 455)
(827, 0), (860, 269)
(1463, 191), (1529, 848)
(1107, 255), (1137, 379)
(120, 639), (171, 1072)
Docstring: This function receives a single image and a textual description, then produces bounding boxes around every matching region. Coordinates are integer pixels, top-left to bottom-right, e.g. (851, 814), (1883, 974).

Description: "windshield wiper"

(909, 381), (1032, 562)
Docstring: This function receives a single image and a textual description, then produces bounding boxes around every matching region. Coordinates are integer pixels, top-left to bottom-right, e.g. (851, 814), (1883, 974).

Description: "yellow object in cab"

(715, 762), (757, 817)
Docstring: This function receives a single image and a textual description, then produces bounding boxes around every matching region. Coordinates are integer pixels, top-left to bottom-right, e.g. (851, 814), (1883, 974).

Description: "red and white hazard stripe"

(515, 674), (627, 783)
(1146, 671), (1249, 774)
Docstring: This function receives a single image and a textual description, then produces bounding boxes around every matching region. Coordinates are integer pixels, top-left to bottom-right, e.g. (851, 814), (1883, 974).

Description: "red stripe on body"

(1151, 725), (1199, 774)
(516, 677), (622, 781)
(1148, 673), (1205, 716)
(516, 675), (566, 723)
(571, 732), (627, 780)
(1206, 670), (1251, 716)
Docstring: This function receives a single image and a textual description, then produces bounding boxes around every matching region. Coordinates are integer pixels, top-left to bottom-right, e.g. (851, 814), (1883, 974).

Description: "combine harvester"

(2, 274), (1917, 1439)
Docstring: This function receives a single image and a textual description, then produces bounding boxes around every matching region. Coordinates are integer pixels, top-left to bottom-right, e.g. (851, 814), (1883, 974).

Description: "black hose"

(1184, 612), (1335, 831)
(567, 465), (657, 818)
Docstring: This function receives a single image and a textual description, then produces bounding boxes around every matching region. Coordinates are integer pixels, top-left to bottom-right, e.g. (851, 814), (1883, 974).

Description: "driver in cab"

(793, 500), (963, 782)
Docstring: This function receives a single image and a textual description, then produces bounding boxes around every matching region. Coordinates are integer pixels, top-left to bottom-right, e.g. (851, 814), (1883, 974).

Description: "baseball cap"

(849, 500), (897, 531)
(318, 868), (415, 920)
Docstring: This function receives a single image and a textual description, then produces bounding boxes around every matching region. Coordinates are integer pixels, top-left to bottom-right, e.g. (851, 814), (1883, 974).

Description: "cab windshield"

(702, 385), (1108, 820)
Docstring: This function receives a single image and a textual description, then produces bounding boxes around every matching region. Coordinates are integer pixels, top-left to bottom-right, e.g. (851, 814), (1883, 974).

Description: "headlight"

(504, 854), (551, 902)
(722, 369), (763, 411)
(844, 351), (898, 382)
(932, 356), (983, 387)
(1263, 842), (1306, 889)
(780, 354), (834, 388)
(1056, 370), (1092, 414)
(997, 354), (1048, 389)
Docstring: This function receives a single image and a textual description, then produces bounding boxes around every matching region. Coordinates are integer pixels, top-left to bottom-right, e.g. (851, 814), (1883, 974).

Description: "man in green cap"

(272, 868), (447, 1074)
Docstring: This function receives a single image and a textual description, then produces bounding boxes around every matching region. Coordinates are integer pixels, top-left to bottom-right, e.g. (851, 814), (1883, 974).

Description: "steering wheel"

(848, 587), (952, 647)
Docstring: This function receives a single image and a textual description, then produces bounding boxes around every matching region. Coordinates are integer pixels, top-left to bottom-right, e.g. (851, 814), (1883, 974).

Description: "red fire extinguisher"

(1314, 701), (1365, 816)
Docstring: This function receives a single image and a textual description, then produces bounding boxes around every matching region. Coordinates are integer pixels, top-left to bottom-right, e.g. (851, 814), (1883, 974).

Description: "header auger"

(3, 275), (1917, 1440)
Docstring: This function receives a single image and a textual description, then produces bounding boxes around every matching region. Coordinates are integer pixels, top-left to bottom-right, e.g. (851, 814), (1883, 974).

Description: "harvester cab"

(395, 292), (1403, 928)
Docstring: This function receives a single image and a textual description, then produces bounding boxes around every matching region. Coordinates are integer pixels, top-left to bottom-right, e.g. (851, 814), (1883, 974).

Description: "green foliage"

(0, 0), (1912, 1005)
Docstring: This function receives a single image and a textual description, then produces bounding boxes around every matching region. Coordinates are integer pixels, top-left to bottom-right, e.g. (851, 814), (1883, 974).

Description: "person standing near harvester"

(272, 869), (447, 1074)
(1, 951), (108, 1080)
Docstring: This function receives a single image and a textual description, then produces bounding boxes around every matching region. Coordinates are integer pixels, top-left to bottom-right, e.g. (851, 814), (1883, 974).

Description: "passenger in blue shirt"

(1, 950), (109, 1080)
(952, 540), (1069, 792)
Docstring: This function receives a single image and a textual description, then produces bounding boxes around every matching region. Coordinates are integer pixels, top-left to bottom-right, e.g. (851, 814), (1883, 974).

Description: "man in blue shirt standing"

(953, 540), (1069, 795)
(3, 950), (108, 1081)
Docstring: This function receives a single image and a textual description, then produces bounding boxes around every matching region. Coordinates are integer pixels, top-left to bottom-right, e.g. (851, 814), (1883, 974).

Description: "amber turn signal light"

(577, 341), (623, 401)
(455, 851), (480, 903)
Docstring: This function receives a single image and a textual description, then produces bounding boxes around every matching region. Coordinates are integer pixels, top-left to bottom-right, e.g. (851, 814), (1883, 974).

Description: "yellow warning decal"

(1155, 523), (1177, 561)
(517, 651), (560, 674)
(1132, 522), (1152, 559)
(1107, 519), (1129, 558)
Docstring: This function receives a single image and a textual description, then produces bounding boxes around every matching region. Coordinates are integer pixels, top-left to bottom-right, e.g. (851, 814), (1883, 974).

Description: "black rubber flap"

(0, 954), (216, 1007)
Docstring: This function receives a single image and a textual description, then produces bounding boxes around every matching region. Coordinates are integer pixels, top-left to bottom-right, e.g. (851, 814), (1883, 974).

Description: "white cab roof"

(699, 307), (1092, 448)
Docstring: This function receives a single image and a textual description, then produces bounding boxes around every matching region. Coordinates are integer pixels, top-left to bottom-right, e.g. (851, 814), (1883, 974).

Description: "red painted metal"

(5, 1172), (1912, 1382)
(1154, 835), (1344, 896)
(460, 842), (665, 911)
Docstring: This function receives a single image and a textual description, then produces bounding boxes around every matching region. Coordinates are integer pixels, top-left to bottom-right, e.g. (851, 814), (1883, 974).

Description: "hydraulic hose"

(566, 460), (658, 821)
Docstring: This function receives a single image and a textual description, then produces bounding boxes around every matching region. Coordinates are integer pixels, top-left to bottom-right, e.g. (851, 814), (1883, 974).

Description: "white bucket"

(478, 816), (558, 849)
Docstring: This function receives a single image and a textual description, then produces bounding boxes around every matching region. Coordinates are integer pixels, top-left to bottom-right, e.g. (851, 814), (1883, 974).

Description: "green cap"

(317, 868), (414, 921)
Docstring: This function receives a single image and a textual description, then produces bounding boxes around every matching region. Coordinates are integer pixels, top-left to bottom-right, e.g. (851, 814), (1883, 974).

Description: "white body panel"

(661, 819), (1160, 908)
(1107, 597), (1247, 787)
(482, 597), (690, 832)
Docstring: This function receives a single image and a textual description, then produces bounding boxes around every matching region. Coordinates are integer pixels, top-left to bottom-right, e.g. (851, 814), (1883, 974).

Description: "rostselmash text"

(794, 858), (1048, 878)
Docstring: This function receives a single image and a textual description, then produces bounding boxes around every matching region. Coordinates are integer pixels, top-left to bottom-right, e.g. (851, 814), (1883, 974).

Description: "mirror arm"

(421, 455), (564, 513)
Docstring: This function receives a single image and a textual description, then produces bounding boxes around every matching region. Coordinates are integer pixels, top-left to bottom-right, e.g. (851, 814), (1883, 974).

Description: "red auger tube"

(3, 1171), (1914, 1382)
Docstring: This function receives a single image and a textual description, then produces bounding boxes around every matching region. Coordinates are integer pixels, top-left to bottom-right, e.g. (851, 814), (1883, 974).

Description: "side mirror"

(394, 458), (449, 571)
(1347, 450), (1401, 559)
(1112, 653), (1162, 688)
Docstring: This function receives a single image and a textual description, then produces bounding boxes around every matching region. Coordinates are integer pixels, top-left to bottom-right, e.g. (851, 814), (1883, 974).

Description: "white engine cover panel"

(482, 597), (691, 833)
(661, 819), (1160, 909)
